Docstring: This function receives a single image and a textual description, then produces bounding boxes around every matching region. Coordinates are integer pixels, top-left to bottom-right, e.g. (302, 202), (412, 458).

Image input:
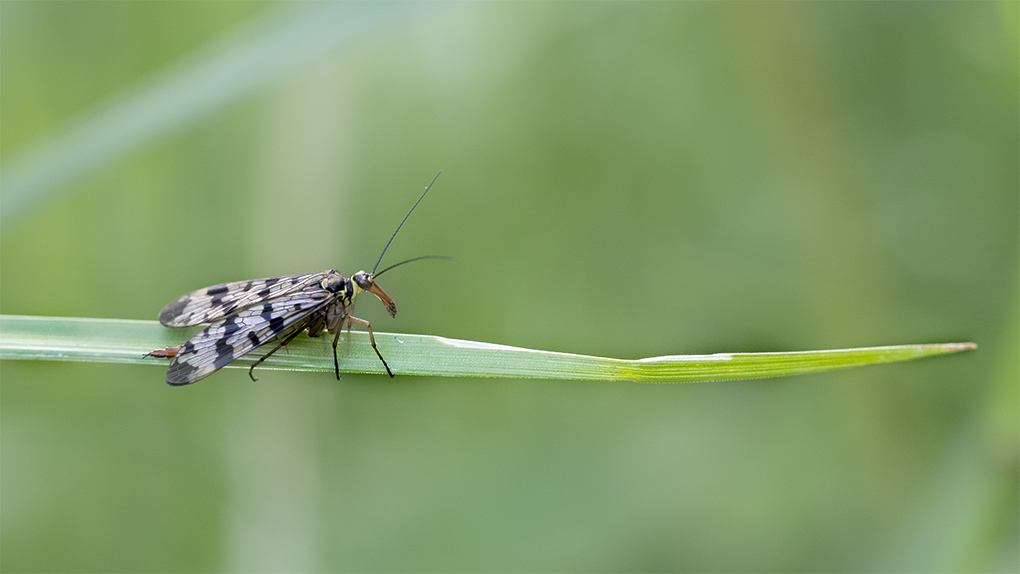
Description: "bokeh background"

(2, 3), (1016, 572)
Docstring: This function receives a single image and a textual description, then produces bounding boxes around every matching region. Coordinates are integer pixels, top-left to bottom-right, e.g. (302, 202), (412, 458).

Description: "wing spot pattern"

(221, 316), (241, 337)
(214, 338), (235, 369)
(269, 316), (286, 334)
(158, 273), (341, 384)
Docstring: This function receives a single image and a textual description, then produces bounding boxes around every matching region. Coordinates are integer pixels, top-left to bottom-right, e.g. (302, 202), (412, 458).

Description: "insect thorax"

(321, 271), (355, 304)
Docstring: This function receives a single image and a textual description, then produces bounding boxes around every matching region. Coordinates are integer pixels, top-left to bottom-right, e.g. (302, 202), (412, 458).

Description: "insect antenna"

(372, 171), (443, 275)
(375, 255), (457, 278)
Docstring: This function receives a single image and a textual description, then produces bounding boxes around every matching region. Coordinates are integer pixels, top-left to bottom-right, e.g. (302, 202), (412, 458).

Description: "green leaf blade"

(0, 315), (976, 383)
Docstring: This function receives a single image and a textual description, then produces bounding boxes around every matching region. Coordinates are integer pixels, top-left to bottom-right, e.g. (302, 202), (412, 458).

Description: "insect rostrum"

(151, 174), (442, 386)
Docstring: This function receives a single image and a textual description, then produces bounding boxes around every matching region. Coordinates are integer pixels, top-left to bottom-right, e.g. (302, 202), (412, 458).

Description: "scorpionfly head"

(353, 270), (396, 318)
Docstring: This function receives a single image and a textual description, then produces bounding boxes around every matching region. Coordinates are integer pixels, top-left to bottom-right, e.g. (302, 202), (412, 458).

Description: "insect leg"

(345, 316), (394, 378)
(247, 330), (304, 382)
(331, 329), (343, 380)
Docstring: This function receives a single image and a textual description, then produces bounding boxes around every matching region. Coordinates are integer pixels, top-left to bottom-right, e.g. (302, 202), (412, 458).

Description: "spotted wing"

(165, 289), (338, 385)
(159, 272), (328, 327)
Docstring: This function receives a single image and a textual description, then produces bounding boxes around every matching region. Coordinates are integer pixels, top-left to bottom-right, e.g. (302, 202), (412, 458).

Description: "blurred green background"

(2, 3), (1016, 572)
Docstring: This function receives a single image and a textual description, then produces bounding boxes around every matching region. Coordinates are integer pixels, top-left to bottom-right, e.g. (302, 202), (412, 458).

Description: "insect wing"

(159, 272), (328, 327)
(165, 290), (336, 385)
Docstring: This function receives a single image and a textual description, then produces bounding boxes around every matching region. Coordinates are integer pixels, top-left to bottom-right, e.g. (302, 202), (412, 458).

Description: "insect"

(150, 174), (444, 386)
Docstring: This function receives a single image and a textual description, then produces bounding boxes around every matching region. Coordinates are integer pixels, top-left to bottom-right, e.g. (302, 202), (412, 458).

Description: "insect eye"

(352, 271), (374, 290)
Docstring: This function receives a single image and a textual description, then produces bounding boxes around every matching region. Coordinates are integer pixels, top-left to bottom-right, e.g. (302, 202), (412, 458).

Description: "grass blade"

(0, 315), (976, 382)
